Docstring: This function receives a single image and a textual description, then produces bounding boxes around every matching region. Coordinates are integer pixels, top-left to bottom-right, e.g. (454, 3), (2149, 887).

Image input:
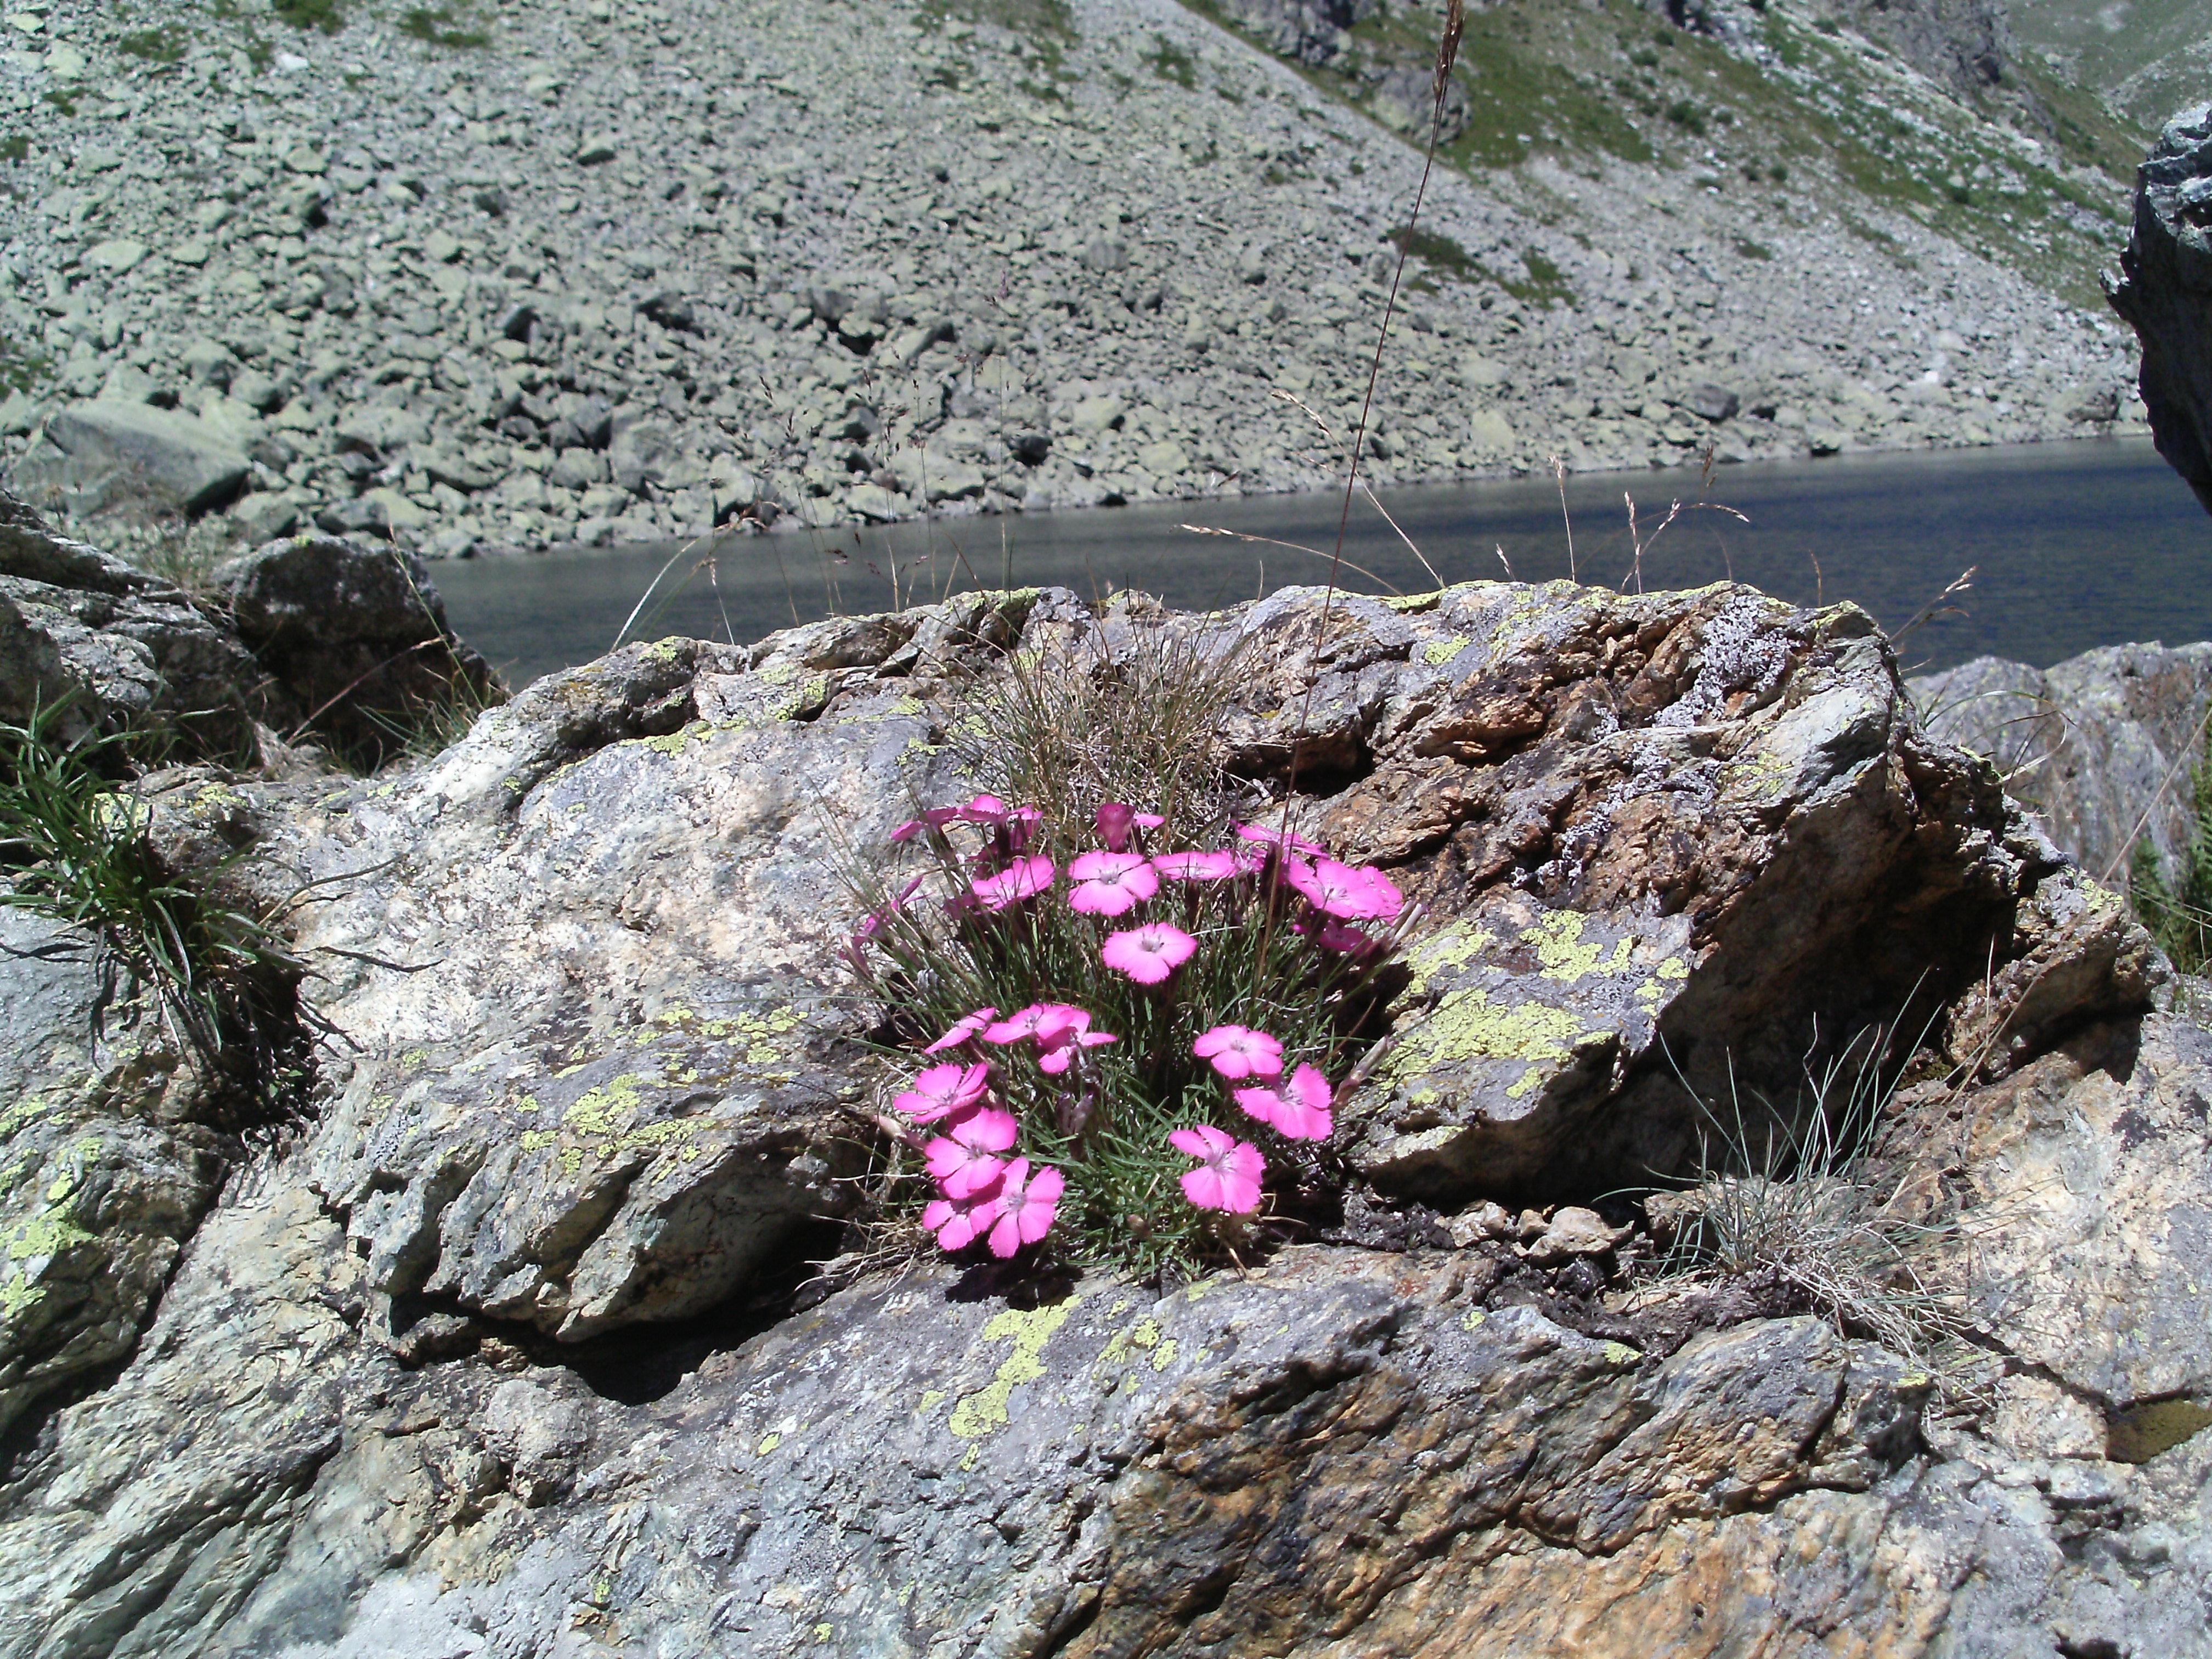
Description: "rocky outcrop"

(5, 400), (251, 523)
(210, 537), (501, 765)
(1, 558), (2204, 1656)
(2108, 101), (2212, 516)
(1912, 640), (2212, 884)
(0, 486), (274, 754)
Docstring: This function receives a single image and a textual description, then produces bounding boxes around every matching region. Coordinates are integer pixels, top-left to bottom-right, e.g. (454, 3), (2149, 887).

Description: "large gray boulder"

(211, 537), (501, 766)
(0, 572), (2202, 1658)
(2108, 101), (2212, 515)
(5, 400), (251, 522)
(0, 486), (274, 754)
(1913, 641), (2212, 884)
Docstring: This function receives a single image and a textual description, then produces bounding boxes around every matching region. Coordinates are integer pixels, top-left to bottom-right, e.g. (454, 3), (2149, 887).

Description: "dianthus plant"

(844, 795), (1415, 1273)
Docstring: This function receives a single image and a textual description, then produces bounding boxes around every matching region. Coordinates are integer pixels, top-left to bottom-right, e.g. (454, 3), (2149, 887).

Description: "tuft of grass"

(119, 25), (189, 62)
(272, 0), (347, 31)
(0, 338), (51, 396)
(2130, 725), (2212, 977)
(1144, 33), (1197, 89)
(951, 623), (1251, 850)
(0, 702), (314, 1126)
(398, 5), (489, 49)
(0, 134), (27, 163)
(1648, 1020), (1972, 1375)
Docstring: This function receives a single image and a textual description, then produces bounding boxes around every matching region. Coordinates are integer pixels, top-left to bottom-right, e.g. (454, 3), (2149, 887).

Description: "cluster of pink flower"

(873, 796), (1407, 1257)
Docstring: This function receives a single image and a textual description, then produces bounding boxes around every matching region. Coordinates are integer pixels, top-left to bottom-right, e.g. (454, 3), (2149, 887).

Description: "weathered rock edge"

(2108, 99), (2212, 516)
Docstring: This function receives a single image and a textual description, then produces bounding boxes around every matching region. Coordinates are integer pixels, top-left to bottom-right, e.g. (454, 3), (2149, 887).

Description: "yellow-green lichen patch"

(1388, 987), (1588, 1102)
(1521, 911), (1635, 983)
(1421, 634), (1474, 666)
(565, 1074), (647, 1137)
(1601, 1341), (1641, 1367)
(1404, 921), (1496, 998)
(1383, 590), (1444, 613)
(949, 1295), (1084, 1440)
(1722, 747), (1792, 804)
(916, 1389), (946, 1418)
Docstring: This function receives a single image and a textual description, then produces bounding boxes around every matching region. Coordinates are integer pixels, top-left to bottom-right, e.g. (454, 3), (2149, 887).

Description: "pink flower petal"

(969, 855), (1055, 911)
(890, 806), (963, 843)
(925, 1106), (1020, 1199)
(1152, 850), (1240, 882)
(1094, 802), (1166, 851)
(1099, 922), (1198, 985)
(1068, 850), (1161, 917)
(1193, 1024), (1284, 1082)
(1171, 1125), (1265, 1214)
(923, 1007), (1001, 1056)
(924, 1180), (1005, 1251)
(985, 1158), (1064, 1257)
(1235, 822), (1327, 857)
(893, 1061), (994, 1124)
(1284, 857), (1405, 922)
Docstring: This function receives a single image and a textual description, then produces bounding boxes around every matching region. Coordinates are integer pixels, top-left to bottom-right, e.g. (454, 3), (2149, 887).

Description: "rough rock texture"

(0, 906), (228, 1441)
(5, 399), (251, 522)
(6, 1024), (2212, 1657)
(0, 0), (2140, 555)
(2108, 101), (2212, 515)
(1912, 640), (2212, 884)
(1217, 582), (2157, 1197)
(1, 568), (2205, 1657)
(0, 485), (273, 754)
(210, 536), (501, 764)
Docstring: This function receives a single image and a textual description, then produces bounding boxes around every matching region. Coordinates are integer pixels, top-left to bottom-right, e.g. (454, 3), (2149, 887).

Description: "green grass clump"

(119, 25), (188, 62)
(0, 703), (313, 1125)
(0, 135), (26, 163)
(2131, 733), (2212, 977)
(272, 0), (347, 31)
(399, 5), (489, 48)
(1144, 32), (1197, 89)
(0, 340), (50, 395)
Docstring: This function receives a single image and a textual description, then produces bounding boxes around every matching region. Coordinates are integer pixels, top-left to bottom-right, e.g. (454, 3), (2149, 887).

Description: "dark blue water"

(432, 437), (2209, 689)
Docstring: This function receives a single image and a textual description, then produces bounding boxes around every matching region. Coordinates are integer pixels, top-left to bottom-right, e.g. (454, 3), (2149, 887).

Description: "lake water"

(433, 437), (2210, 690)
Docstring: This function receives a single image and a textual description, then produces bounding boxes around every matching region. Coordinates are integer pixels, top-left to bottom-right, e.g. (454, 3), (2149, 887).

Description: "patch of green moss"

(1144, 33), (1197, 88)
(272, 0), (346, 31)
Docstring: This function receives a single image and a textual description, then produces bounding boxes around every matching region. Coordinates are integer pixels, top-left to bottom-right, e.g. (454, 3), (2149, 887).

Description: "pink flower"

(1193, 1024), (1284, 1082)
(986, 1158), (1065, 1257)
(1035, 1008), (1119, 1074)
(853, 876), (927, 943)
(957, 794), (1013, 823)
(1171, 1125), (1265, 1214)
(1152, 850), (1240, 883)
(1235, 822), (1327, 857)
(1299, 916), (1381, 958)
(1233, 1063), (1334, 1142)
(1095, 802), (1166, 852)
(890, 806), (962, 843)
(1283, 857), (1405, 922)
(1068, 850), (1160, 917)
(924, 1181), (1005, 1251)
(925, 1106), (1020, 1199)
(982, 1003), (1061, 1045)
(969, 855), (1054, 911)
(893, 1060), (993, 1124)
(923, 1007), (1001, 1055)
(1100, 922), (1198, 985)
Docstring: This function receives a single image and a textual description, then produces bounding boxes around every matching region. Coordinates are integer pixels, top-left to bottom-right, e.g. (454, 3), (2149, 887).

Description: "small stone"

(1523, 1206), (1629, 1266)
(1685, 382), (1741, 422)
(83, 239), (146, 274)
(1071, 395), (1126, 435)
(283, 145), (328, 176)
(424, 229), (462, 264)
(1444, 1200), (1516, 1248)
(165, 240), (210, 267)
(574, 137), (618, 166)
(846, 482), (905, 521)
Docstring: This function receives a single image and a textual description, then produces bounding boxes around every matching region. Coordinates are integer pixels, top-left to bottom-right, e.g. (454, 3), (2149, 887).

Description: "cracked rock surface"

(2, 557), (2210, 1655)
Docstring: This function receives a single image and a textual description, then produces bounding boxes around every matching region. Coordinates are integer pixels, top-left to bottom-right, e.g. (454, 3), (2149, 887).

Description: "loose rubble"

(0, 0), (2143, 557)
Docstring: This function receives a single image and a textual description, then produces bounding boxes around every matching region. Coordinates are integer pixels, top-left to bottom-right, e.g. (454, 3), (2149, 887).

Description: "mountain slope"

(0, 0), (2143, 557)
